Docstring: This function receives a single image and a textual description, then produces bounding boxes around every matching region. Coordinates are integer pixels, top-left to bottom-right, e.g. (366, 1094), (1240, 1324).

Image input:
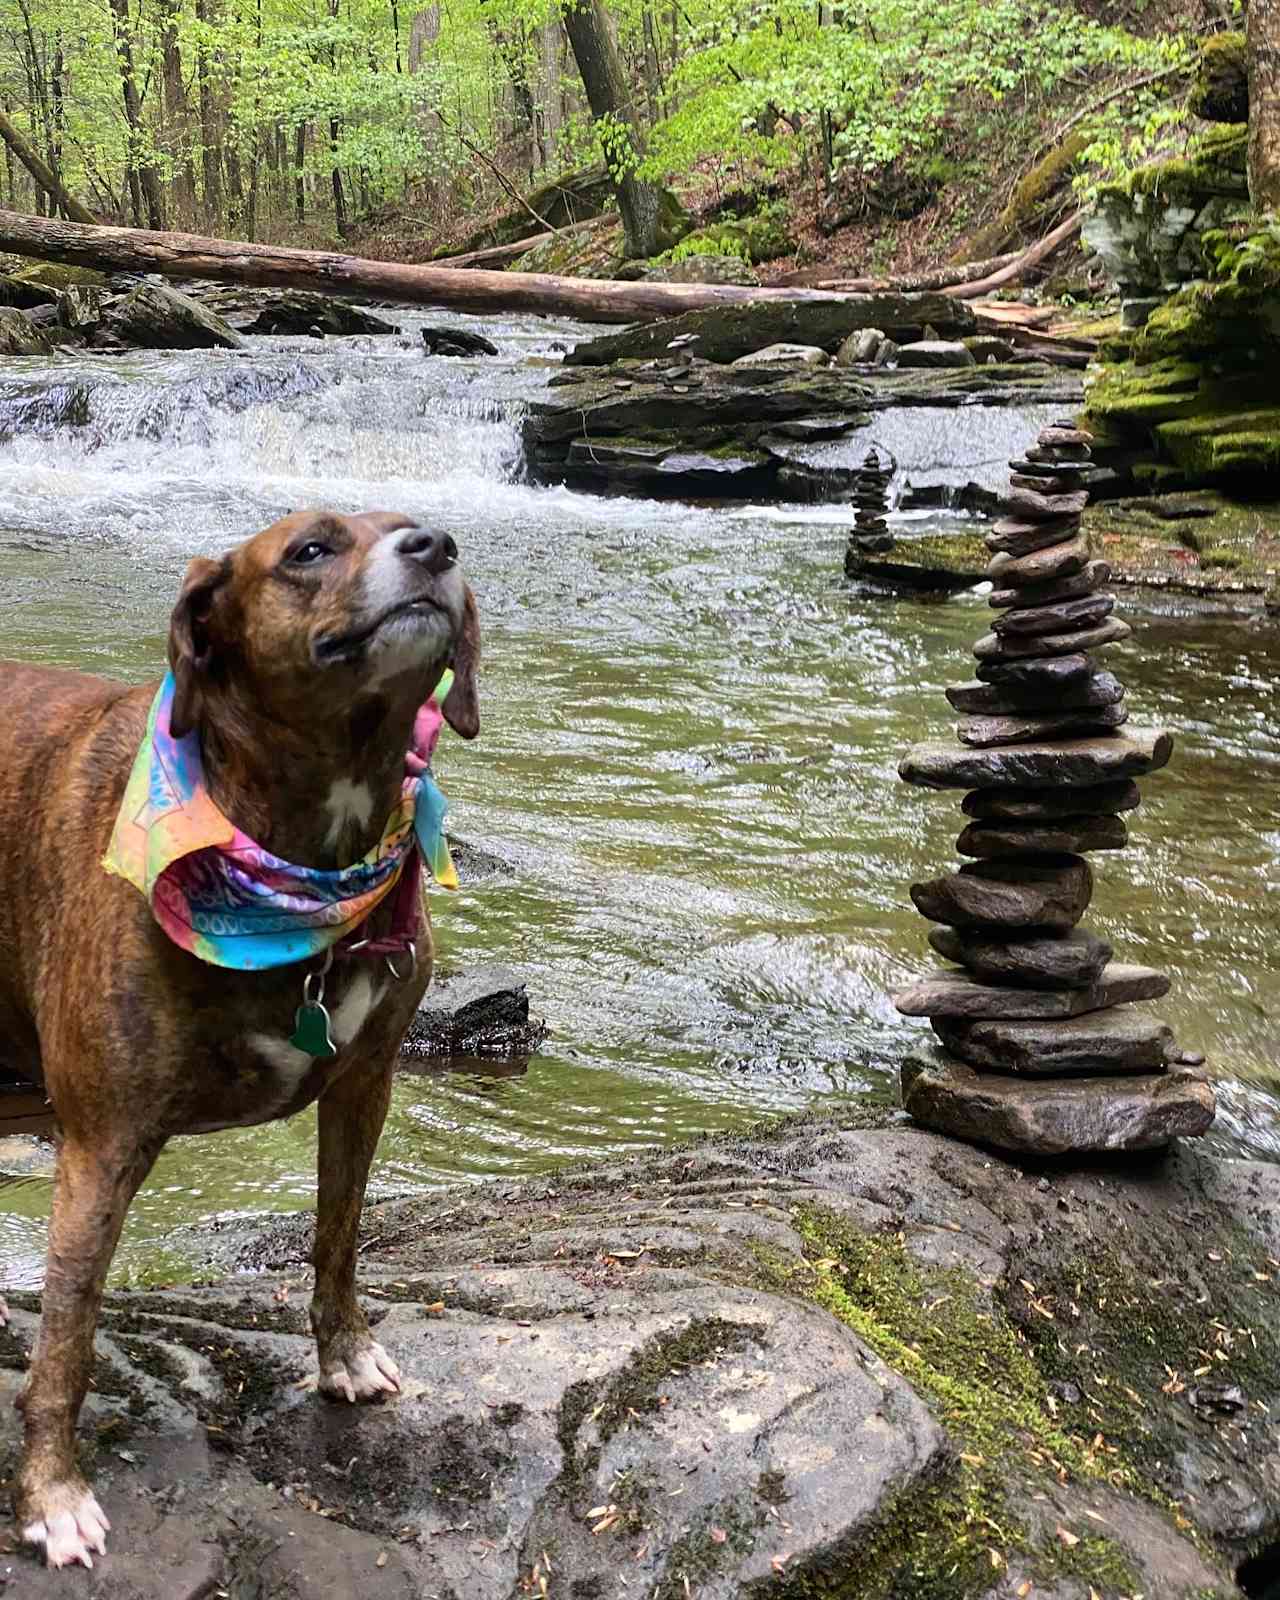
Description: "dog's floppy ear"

(442, 585), (480, 740)
(168, 556), (229, 739)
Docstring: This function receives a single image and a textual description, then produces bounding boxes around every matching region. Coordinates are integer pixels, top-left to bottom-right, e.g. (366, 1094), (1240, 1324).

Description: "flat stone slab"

(933, 1006), (1174, 1075)
(974, 650), (1095, 690)
(973, 617), (1132, 661)
(929, 925), (1113, 988)
(911, 856), (1092, 931)
(901, 1047), (1215, 1155)
(900, 730), (1173, 790)
(998, 487), (1090, 523)
(991, 593), (1114, 637)
(957, 703), (1127, 748)
(986, 516), (1082, 557)
(988, 559), (1111, 610)
(955, 813), (1129, 855)
(962, 779), (1141, 819)
(895, 962), (1169, 1020)
(986, 534), (1088, 585)
(946, 670), (1124, 715)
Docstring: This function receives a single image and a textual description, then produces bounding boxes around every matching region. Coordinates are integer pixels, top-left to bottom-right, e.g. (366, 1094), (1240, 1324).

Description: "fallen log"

(0, 113), (96, 225)
(946, 211), (1082, 298)
(775, 248), (1022, 293)
(0, 208), (870, 325)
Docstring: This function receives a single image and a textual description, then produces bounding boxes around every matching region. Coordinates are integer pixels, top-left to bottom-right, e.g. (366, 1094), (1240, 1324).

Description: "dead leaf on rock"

(1055, 1526), (1079, 1547)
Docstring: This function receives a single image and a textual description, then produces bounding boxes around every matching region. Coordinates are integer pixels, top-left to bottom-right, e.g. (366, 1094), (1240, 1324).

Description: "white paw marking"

(318, 1340), (402, 1403)
(250, 972), (386, 1100)
(23, 1484), (110, 1569)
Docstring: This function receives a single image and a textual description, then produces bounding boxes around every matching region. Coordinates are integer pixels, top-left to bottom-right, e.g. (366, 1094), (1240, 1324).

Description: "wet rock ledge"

(3, 1112), (1277, 1599)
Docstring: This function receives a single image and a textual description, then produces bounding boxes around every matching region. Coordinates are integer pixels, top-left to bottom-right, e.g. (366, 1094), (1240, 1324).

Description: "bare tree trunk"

(196, 0), (224, 225)
(641, 10), (662, 124)
(0, 107), (96, 222)
(558, 0), (671, 257)
(294, 122), (307, 222)
(107, 0), (166, 229)
(1248, 0), (1280, 207)
(161, 0), (198, 226)
(327, 0), (348, 236)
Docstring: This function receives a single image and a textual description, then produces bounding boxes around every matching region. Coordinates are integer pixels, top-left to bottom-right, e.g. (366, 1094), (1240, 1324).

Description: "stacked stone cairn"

(893, 419), (1216, 1156)
(846, 449), (894, 558)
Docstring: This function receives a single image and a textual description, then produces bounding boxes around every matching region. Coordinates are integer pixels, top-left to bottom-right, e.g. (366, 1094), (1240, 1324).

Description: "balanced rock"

(986, 518), (1082, 559)
(987, 534), (1089, 585)
(1038, 425), (1093, 448)
(954, 813), (1128, 855)
(910, 856), (1092, 931)
(961, 779), (1141, 820)
(991, 594), (1115, 637)
(988, 560), (1111, 610)
(956, 703), (1128, 748)
(972, 617), (1132, 661)
(933, 1006), (1173, 1075)
(901, 1049), (1215, 1154)
(928, 926), (1113, 988)
(899, 731), (1173, 790)
(896, 963), (1170, 1021)
(998, 487), (1090, 523)
(973, 651), (1095, 691)
(1008, 462), (1090, 490)
(946, 671), (1124, 715)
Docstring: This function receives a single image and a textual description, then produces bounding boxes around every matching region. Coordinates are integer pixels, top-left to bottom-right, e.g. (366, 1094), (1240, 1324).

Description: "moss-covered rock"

(660, 204), (795, 267)
(1083, 125), (1250, 292)
(10, 261), (108, 291)
(1188, 31), (1247, 123)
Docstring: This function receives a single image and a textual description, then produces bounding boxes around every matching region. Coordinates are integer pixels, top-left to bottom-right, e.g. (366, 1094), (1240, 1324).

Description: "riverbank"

(3, 1111), (1276, 1598)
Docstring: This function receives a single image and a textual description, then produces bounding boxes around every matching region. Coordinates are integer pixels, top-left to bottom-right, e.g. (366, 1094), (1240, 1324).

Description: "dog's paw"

(317, 1339), (401, 1403)
(22, 1480), (110, 1568)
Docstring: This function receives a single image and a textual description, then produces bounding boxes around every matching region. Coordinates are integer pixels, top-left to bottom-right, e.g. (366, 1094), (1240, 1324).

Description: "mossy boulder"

(1083, 125), (1250, 292)
(10, 261), (108, 292)
(448, 165), (617, 256)
(1188, 31), (1247, 123)
(662, 204), (795, 267)
(514, 218), (626, 278)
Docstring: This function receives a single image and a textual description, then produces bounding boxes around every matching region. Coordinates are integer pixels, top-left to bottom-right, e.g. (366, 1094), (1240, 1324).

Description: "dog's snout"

(397, 526), (458, 574)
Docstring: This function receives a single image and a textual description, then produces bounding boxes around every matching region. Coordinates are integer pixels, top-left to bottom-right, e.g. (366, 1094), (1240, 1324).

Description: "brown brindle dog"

(0, 510), (479, 1569)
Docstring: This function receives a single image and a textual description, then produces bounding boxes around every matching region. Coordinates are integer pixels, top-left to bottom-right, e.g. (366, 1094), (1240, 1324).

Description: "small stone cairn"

(893, 419), (1216, 1156)
(846, 448), (894, 558)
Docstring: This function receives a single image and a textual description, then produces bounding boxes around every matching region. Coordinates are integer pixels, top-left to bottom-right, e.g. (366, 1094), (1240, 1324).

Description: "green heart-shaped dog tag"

(290, 1001), (337, 1059)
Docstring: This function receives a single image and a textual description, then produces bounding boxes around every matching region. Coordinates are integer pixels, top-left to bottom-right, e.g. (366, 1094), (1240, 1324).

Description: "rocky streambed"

(3, 1114), (1278, 1599)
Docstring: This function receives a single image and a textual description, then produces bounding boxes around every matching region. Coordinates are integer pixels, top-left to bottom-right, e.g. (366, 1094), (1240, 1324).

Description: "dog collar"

(103, 671), (457, 972)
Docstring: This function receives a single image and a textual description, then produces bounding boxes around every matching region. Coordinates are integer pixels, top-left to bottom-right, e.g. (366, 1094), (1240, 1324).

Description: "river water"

(1, 308), (1277, 1287)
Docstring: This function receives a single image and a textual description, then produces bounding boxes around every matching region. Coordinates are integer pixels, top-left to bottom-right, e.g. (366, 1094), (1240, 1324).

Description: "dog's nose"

(396, 526), (458, 574)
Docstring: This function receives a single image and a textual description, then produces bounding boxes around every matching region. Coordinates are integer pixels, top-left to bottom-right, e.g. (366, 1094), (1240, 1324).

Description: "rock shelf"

(895, 420), (1215, 1154)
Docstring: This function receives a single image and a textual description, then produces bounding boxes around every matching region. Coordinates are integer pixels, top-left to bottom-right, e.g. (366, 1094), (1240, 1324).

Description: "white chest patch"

(249, 969), (387, 1099)
(324, 779), (374, 852)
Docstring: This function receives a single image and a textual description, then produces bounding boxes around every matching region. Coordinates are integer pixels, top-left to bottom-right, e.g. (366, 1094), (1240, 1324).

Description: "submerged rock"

(0, 1113), (1262, 1598)
(400, 965), (546, 1062)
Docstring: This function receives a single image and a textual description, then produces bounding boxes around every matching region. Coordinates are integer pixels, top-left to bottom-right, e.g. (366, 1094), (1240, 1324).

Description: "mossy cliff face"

(1085, 220), (1280, 486)
(4, 1115), (1275, 1599)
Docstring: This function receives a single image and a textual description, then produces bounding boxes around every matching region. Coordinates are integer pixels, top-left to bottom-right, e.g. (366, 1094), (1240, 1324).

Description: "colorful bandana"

(103, 671), (457, 971)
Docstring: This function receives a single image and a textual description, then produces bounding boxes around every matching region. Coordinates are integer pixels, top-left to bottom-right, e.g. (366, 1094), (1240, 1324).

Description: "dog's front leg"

(310, 1054), (401, 1402)
(16, 1135), (159, 1568)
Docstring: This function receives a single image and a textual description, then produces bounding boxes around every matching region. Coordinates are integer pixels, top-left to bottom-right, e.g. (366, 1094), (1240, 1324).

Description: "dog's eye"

(288, 540), (333, 567)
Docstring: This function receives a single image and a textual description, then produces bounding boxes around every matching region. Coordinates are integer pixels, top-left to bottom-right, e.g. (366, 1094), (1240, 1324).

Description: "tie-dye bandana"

(103, 671), (457, 970)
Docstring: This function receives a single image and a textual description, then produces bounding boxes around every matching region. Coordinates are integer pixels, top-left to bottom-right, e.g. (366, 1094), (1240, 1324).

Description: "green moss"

(1189, 32), (1246, 123)
(653, 1500), (758, 1599)
(1155, 406), (1280, 477)
(11, 261), (107, 290)
(1085, 356), (1203, 427)
(594, 1317), (761, 1443)
(961, 132), (1091, 260)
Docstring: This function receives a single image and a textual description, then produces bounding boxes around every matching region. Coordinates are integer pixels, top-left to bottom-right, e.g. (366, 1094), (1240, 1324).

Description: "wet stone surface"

(0, 1114), (1264, 1599)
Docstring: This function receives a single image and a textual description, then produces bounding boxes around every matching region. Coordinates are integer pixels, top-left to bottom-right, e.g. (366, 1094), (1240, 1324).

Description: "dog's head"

(166, 511), (479, 742)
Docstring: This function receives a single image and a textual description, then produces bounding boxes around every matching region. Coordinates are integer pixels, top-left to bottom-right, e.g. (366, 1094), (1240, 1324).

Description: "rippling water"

(1, 308), (1277, 1287)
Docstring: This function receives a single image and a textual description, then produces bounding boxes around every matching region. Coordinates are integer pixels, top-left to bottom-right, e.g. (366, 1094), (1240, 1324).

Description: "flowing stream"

(1, 308), (1277, 1286)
